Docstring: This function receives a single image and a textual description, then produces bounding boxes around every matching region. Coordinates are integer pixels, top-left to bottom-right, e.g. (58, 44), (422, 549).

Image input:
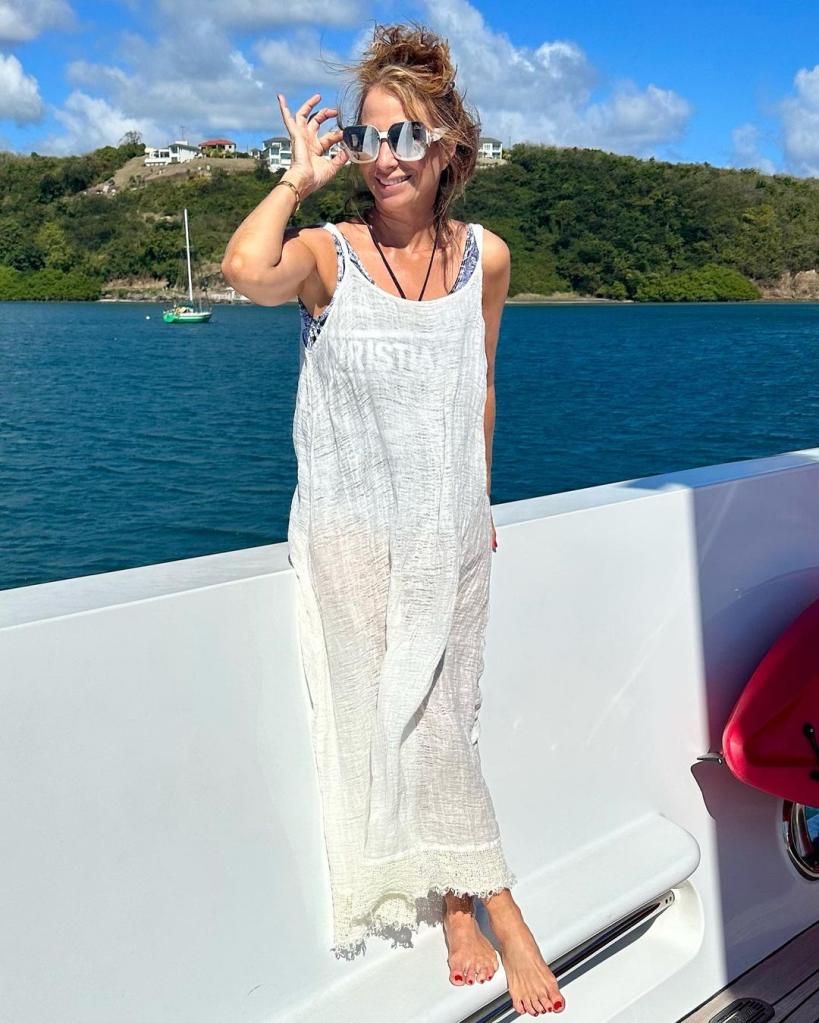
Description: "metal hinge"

(696, 750), (725, 765)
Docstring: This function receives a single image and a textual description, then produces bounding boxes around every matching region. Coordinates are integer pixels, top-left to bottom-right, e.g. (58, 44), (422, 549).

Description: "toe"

(449, 962), (465, 985)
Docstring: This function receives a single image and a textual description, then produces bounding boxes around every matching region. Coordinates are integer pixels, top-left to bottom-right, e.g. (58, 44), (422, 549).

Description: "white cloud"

(583, 81), (692, 151)
(0, 53), (44, 123)
(253, 27), (349, 88)
(66, 59), (130, 92)
(156, 0), (363, 28)
(780, 65), (819, 176)
(37, 90), (163, 155)
(730, 122), (776, 175)
(54, 23), (350, 149)
(0, 0), (74, 43)
(418, 0), (692, 155)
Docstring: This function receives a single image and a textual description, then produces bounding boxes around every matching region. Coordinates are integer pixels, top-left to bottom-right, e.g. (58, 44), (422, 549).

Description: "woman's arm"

(221, 169), (317, 307)
(221, 92), (347, 307)
(481, 229), (511, 499)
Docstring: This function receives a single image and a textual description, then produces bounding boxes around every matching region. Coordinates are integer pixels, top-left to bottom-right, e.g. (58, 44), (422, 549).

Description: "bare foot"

(483, 889), (565, 1015)
(442, 892), (500, 986)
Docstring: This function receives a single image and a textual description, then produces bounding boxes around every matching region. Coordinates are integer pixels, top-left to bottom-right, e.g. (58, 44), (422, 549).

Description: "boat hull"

(4, 447), (819, 1021)
(162, 310), (212, 323)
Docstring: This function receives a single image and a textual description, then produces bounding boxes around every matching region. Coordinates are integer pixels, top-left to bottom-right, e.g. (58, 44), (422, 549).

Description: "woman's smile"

(375, 173), (411, 188)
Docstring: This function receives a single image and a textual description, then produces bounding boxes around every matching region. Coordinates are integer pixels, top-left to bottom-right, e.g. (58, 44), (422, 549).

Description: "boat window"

(782, 801), (819, 879)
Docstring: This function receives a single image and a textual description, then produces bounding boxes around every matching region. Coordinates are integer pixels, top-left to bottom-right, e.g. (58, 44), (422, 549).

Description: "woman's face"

(357, 85), (449, 215)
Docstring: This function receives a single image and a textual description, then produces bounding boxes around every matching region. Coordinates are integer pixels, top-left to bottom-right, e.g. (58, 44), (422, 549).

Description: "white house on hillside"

(261, 136), (292, 171)
(144, 140), (200, 166)
(260, 135), (345, 172)
(477, 136), (504, 163)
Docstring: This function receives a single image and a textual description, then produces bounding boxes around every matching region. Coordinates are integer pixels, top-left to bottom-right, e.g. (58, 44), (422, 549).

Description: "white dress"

(287, 219), (516, 959)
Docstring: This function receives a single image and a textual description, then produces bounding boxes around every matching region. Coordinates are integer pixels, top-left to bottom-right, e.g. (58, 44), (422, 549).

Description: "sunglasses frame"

(340, 119), (446, 163)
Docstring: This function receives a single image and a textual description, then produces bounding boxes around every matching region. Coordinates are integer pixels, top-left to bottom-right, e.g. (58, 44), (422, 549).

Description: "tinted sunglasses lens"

(390, 121), (427, 160)
(342, 125), (377, 162)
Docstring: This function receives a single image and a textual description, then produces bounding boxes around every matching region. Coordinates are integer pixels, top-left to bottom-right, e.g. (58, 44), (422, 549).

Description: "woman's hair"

(323, 20), (482, 264)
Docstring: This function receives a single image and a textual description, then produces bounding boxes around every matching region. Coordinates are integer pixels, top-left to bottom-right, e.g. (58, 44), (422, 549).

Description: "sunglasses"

(340, 119), (446, 163)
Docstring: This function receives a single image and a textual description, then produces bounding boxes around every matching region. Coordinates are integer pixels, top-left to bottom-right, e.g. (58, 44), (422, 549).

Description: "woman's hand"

(276, 91), (348, 197)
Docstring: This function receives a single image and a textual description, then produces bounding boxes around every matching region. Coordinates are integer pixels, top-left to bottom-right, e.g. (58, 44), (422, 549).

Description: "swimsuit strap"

(325, 221), (476, 294)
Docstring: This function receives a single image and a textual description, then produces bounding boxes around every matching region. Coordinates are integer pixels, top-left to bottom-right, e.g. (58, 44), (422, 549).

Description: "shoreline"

(4, 292), (819, 306)
(88, 295), (819, 306)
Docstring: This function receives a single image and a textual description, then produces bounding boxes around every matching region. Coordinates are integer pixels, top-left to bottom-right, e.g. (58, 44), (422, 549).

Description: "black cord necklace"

(366, 216), (441, 301)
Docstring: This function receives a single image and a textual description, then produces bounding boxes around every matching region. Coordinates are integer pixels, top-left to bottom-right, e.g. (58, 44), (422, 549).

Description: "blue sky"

(1, 0), (818, 175)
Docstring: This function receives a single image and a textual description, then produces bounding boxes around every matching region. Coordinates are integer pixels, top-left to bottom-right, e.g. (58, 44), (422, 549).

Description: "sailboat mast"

(183, 207), (194, 303)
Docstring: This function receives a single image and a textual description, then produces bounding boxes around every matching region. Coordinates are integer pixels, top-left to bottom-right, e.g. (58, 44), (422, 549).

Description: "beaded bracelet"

(276, 177), (301, 214)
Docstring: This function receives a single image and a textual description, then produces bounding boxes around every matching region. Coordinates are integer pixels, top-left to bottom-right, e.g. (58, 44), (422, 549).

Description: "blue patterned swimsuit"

(298, 223), (479, 350)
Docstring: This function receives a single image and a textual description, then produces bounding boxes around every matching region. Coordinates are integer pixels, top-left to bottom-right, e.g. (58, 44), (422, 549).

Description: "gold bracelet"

(276, 177), (301, 213)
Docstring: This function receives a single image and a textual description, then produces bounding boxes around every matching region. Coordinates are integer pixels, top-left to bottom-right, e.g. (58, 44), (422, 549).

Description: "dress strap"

(471, 223), (485, 258)
(321, 222), (347, 281)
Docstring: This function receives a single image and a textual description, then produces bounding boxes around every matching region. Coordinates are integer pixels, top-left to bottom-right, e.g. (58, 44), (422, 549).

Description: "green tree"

(35, 221), (75, 271)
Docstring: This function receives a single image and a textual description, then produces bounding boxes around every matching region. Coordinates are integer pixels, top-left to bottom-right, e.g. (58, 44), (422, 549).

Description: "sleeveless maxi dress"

(287, 220), (516, 959)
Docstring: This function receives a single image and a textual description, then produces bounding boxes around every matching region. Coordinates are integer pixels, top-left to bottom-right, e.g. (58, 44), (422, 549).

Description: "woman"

(222, 21), (565, 1018)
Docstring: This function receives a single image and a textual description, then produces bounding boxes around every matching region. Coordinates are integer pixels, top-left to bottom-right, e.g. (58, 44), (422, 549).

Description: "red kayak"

(722, 595), (819, 805)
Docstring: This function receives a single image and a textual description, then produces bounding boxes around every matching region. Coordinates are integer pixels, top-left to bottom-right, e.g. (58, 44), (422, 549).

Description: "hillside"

(1, 141), (818, 301)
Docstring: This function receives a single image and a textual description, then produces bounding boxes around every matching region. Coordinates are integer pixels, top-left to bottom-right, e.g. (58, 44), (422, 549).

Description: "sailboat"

(162, 207), (212, 323)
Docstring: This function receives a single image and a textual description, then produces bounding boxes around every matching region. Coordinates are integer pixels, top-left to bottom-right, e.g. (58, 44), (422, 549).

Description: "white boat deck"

(679, 919), (819, 1022)
(3, 446), (819, 1022)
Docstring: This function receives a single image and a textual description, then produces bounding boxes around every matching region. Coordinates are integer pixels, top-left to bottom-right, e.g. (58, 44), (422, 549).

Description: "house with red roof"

(199, 138), (236, 154)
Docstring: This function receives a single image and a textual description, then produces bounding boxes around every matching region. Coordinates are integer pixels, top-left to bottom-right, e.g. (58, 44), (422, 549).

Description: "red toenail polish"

(454, 975), (462, 981)
(554, 1002), (562, 1010)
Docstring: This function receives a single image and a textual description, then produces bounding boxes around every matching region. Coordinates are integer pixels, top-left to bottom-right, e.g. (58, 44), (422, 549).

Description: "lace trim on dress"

(298, 224), (478, 350)
(329, 838), (517, 960)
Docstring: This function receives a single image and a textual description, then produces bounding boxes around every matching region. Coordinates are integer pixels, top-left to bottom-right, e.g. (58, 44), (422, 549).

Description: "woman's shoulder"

(283, 221), (337, 254)
(480, 226), (510, 274)
(332, 220), (363, 242)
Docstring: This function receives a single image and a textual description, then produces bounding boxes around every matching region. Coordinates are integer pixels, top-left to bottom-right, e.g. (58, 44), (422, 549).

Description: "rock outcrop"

(758, 270), (819, 300)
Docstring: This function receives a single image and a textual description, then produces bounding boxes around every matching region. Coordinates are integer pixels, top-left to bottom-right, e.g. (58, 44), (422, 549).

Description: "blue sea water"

(2, 299), (819, 592)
